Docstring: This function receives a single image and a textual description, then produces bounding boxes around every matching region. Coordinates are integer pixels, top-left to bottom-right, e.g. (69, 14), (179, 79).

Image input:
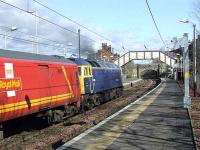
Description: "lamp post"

(183, 33), (191, 108)
(28, 10), (38, 54)
(27, 0), (38, 54)
(3, 26), (18, 49)
(179, 19), (197, 96)
(78, 29), (80, 58)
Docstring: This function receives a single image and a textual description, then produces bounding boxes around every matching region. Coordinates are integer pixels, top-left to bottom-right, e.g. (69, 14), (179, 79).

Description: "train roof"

(69, 58), (91, 66)
(0, 49), (75, 64)
(70, 58), (119, 69)
(88, 60), (120, 69)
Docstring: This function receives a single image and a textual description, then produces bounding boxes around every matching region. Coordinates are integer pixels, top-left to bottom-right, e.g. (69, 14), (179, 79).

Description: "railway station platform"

(58, 79), (195, 150)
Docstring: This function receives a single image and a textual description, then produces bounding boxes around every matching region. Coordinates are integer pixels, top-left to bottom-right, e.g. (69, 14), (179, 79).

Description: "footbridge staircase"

(114, 51), (177, 67)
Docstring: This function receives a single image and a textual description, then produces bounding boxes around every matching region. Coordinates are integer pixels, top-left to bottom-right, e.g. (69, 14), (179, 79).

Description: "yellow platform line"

(85, 84), (165, 150)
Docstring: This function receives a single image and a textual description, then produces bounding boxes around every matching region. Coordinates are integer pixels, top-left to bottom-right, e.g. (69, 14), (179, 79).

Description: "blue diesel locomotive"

(70, 58), (123, 110)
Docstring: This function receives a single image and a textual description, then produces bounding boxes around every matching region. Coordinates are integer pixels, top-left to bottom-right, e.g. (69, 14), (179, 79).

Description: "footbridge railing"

(114, 51), (176, 67)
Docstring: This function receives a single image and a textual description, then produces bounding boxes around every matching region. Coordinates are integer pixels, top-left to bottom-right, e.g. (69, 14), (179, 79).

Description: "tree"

(121, 61), (135, 78)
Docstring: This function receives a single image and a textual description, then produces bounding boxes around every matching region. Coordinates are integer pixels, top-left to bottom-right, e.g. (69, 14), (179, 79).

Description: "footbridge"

(114, 51), (177, 67)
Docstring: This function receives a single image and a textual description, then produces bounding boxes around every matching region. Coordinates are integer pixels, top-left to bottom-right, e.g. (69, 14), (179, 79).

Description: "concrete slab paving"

(58, 79), (195, 150)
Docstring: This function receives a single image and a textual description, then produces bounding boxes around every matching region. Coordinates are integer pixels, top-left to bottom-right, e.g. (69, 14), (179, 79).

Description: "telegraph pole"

(183, 33), (191, 108)
(179, 19), (197, 96)
(78, 29), (81, 58)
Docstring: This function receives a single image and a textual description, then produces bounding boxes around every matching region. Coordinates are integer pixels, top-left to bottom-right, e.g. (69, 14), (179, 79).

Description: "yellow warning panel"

(184, 72), (189, 78)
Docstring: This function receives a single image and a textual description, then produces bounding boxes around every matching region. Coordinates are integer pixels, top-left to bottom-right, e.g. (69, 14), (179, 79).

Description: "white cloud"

(0, 0), (169, 58)
(0, 0), (96, 56)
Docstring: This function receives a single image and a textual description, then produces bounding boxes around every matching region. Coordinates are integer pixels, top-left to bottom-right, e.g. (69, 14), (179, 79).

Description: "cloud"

(0, 0), (169, 58)
(92, 28), (167, 54)
(0, 0), (96, 57)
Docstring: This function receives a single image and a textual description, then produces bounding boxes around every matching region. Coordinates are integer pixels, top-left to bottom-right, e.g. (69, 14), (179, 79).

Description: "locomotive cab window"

(84, 68), (88, 76)
(88, 68), (91, 76)
(83, 66), (92, 77)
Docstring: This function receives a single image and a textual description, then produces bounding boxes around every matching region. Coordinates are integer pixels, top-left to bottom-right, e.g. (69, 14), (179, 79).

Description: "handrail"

(114, 51), (176, 67)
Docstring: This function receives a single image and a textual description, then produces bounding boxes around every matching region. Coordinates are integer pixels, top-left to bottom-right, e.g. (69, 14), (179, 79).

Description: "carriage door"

(83, 66), (93, 94)
(38, 65), (51, 109)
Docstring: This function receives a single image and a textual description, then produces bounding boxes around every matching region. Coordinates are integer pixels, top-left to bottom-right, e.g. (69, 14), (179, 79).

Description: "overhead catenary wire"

(0, 25), (97, 56)
(0, 25), (73, 47)
(145, 0), (166, 48)
(33, 0), (112, 42)
(0, 33), (91, 53)
(33, 0), (128, 53)
(0, 0), (127, 53)
(0, 33), (68, 48)
(0, 0), (99, 43)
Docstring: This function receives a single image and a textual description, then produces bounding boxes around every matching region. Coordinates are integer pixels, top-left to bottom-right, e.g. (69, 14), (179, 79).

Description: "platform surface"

(58, 79), (195, 150)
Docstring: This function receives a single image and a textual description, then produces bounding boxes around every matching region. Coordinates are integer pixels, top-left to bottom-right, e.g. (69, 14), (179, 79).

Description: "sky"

(0, 0), (198, 57)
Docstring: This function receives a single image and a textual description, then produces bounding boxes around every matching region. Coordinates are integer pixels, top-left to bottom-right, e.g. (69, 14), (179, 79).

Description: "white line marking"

(57, 80), (163, 150)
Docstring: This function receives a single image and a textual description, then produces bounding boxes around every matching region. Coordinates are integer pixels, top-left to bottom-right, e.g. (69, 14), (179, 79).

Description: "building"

(88, 43), (120, 62)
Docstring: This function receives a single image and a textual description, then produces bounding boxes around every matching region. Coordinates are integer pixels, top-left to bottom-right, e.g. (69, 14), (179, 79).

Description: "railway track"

(0, 79), (159, 150)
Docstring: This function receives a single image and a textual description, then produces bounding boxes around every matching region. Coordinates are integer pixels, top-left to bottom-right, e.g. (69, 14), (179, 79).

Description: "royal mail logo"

(0, 78), (22, 92)
(6, 69), (13, 76)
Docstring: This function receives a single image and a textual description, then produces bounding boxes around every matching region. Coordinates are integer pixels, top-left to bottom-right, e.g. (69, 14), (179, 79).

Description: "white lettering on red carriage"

(4, 63), (15, 97)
